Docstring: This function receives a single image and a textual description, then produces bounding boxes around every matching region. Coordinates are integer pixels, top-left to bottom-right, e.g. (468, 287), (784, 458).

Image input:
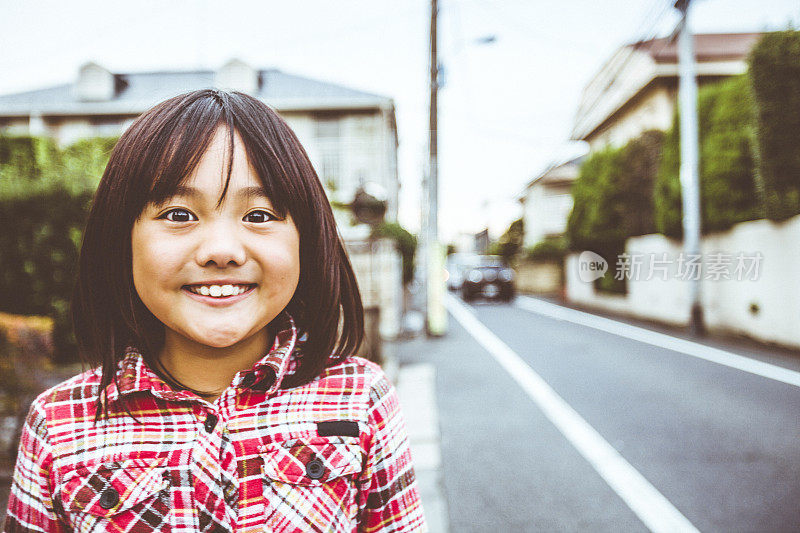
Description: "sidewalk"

(397, 363), (448, 533)
(529, 293), (800, 372)
(384, 341), (450, 533)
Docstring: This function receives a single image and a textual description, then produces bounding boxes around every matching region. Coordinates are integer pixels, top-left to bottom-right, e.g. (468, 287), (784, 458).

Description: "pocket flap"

(259, 436), (363, 485)
(61, 457), (169, 517)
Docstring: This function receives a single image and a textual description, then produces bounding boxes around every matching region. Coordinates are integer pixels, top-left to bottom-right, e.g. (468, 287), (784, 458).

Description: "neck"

(157, 326), (273, 399)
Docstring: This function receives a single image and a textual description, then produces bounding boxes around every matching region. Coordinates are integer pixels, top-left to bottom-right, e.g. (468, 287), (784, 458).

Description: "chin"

(189, 328), (248, 348)
(200, 338), (240, 348)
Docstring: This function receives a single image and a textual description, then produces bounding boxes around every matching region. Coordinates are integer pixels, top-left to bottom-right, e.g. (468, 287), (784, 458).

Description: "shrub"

(567, 145), (626, 254)
(0, 134), (116, 362)
(618, 130), (663, 237)
(0, 186), (94, 362)
(0, 136), (60, 195)
(655, 75), (762, 238)
(0, 135), (116, 197)
(526, 235), (568, 261)
(492, 218), (524, 263)
(370, 222), (417, 285)
(749, 30), (800, 220)
(58, 137), (118, 193)
(567, 131), (665, 294)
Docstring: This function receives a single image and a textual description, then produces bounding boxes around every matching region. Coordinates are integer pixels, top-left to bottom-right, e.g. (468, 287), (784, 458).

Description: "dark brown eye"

(161, 209), (196, 222)
(244, 210), (274, 223)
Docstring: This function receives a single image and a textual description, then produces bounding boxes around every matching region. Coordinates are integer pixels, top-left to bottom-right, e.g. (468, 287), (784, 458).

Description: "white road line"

(516, 295), (800, 389)
(446, 294), (699, 533)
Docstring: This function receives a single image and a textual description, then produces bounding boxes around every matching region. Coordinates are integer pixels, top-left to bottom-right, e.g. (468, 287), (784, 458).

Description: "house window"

(315, 118), (341, 191)
(315, 117), (340, 139)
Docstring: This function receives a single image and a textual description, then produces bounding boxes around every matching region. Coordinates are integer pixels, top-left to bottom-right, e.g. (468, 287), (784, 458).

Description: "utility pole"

(424, 0), (447, 336)
(675, 0), (704, 336)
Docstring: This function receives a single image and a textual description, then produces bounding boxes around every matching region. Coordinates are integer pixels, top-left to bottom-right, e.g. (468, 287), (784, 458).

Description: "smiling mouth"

(182, 283), (257, 298)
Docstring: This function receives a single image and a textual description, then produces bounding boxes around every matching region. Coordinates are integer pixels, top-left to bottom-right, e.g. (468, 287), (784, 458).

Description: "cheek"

(263, 234), (301, 292)
(131, 226), (186, 293)
(267, 247), (301, 285)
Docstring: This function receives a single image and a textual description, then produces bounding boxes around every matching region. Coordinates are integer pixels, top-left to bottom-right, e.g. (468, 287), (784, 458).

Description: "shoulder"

(28, 367), (103, 420)
(320, 356), (398, 412)
(321, 356), (393, 391)
(13, 367), (100, 449)
(37, 366), (103, 402)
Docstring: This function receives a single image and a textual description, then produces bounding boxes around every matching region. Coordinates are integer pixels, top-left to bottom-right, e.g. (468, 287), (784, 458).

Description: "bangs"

(134, 93), (288, 219)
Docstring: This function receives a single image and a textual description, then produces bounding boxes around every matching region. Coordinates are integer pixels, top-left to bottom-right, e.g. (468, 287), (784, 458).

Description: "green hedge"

(749, 30), (800, 220)
(0, 135), (116, 362)
(0, 186), (94, 362)
(370, 222), (418, 285)
(655, 75), (761, 238)
(525, 235), (568, 262)
(567, 131), (663, 252)
(0, 136), (60, 194)
(566, 131), (664, 294)
(567, 145), (623, 254)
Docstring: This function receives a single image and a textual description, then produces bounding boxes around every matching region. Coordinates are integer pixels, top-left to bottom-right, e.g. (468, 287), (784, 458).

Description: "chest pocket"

(58, 457), (171, 531)
(260, 436), (364, 531)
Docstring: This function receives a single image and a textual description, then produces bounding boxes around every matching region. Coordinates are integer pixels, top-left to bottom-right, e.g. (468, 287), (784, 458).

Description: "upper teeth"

(188, 284), (250, 297)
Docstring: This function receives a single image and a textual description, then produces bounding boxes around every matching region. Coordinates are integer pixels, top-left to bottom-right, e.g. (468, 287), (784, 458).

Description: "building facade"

(519, 156), (583, 249)
(571, 32), (761, 149)
(520, 33), (761, 255)
(0, 59), (400, 225)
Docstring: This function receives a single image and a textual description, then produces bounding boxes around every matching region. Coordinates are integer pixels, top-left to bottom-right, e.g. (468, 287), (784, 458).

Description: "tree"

(491, 217), (524, 263)
(370, 222), (417, 285)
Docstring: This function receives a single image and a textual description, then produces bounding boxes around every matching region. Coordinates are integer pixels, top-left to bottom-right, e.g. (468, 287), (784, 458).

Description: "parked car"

(445, 253), (480, 291)
(460, 256), (515, 302)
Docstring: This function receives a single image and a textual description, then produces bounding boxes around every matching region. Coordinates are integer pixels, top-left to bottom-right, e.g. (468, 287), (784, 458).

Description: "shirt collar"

(103, 311), (299, 404)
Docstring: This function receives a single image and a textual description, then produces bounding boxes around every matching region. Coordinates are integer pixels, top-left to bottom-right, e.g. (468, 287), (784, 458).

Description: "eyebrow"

(168, 184), (270, 202)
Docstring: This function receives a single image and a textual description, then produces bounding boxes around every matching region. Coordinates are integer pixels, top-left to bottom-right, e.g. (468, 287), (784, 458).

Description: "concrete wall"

(515, 260), (562, 294)
(346, 238), (403, 340)
(565, 214), (800, 349)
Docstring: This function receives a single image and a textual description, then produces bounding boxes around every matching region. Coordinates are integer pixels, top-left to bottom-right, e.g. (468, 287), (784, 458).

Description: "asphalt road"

(396, 294), (800, 532)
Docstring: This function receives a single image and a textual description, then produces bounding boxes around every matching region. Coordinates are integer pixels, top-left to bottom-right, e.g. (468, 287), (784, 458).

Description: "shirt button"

(99, 487), (120, 509)
(204, 414), (218, 433)
(305, 457), (325, 480)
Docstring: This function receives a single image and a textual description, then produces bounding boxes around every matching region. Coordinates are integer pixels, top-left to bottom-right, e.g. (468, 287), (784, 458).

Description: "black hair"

(71, 89), (364, 422)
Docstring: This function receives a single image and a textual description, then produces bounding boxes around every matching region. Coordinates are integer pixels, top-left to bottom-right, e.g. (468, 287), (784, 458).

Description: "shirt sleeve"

(3, 394), (67, 533)
(357, 368), (427, 532)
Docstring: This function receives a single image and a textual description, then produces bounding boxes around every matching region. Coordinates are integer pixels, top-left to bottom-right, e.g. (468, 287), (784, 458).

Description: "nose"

(194, 218), (247, 267)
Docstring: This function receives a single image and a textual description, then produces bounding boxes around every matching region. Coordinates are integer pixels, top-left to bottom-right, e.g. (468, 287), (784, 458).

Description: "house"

(0, 59), (400, 225)
(571, 32), (762, 149)
(0, 59), (404, 341)
(519, 156), (583, 250)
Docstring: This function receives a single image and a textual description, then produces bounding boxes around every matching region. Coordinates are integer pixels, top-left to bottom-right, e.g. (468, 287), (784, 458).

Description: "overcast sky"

(1, 0), (798, 241)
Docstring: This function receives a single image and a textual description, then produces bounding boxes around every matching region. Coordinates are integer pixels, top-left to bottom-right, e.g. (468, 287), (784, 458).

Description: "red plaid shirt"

(3, 313), (426, 532)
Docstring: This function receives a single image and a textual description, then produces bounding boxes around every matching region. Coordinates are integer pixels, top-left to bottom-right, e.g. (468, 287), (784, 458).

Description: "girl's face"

(131, 127), (300, 351)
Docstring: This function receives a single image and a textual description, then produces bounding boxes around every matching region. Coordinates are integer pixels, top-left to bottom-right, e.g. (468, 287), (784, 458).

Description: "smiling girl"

(4, 90), (426, 532)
